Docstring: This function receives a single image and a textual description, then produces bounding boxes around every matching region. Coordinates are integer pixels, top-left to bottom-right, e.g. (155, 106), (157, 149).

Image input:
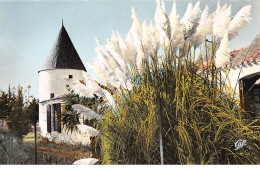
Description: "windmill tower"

(38, 23), (87, 136)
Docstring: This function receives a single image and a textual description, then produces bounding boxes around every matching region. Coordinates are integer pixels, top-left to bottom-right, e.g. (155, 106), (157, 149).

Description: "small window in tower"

(50, 93), (54, 98)
(69, 75), (73, 79)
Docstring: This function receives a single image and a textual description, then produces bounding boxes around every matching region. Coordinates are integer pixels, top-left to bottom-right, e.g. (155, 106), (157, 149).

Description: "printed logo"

(235, 139), (246, 150)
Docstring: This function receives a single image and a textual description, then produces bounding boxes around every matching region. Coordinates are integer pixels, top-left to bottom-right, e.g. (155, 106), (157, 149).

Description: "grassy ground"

(1, 132), (93, 164)
(24, 131), (93, 164)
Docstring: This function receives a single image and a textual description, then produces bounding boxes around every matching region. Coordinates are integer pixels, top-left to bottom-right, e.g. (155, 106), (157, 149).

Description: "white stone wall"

(39, 69), (86, 136)
(39, 103), (47, 135)
(39, 69), (86, 102)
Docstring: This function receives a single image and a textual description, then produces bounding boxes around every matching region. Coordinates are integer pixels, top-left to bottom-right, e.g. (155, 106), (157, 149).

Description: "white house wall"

(228, 62), (260, 98)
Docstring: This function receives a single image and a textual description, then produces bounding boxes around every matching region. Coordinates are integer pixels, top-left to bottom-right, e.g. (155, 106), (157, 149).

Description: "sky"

(0, 0), (259, 98)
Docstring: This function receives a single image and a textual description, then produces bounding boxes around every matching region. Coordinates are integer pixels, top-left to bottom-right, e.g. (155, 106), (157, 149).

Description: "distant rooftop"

(230, 47), (260, 65)
(40, 24), (87, 72)
(230, 33), (260, 66)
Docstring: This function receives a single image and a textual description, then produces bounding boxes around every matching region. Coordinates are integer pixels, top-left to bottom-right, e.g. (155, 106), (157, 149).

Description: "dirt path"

(35, 145), (93, 164)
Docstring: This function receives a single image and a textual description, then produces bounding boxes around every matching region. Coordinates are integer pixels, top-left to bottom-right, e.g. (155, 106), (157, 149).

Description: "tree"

(0, 85), (39, 138)
(24, 98), (39, 126)
(0, 91), (9, 120)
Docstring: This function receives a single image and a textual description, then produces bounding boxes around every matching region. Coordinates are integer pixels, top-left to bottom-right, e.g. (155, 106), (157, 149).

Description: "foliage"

(0, 91), (9, 120)
(0, 85), (39, 138)
(61, 109), (80, 133)
(99, 42), (260, 164)
(61, 94), (101, 132)
(24, 97), (39, 125)
(66, 0), (259, 164)
(95, 1), (259, 164)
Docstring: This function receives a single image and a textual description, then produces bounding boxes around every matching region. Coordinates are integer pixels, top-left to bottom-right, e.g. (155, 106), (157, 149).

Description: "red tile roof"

(197, 46), (260, 68)
(230, 48), (244, 61)
(230, 46), (260, 65)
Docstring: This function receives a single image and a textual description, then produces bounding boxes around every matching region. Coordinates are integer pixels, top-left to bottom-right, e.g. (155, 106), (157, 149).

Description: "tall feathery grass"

(67, 0), (260, 164)
(98, 39), (260, 164)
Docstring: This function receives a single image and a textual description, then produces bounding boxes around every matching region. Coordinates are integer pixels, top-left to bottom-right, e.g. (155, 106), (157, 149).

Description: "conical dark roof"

(41, 25), (86, 72)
